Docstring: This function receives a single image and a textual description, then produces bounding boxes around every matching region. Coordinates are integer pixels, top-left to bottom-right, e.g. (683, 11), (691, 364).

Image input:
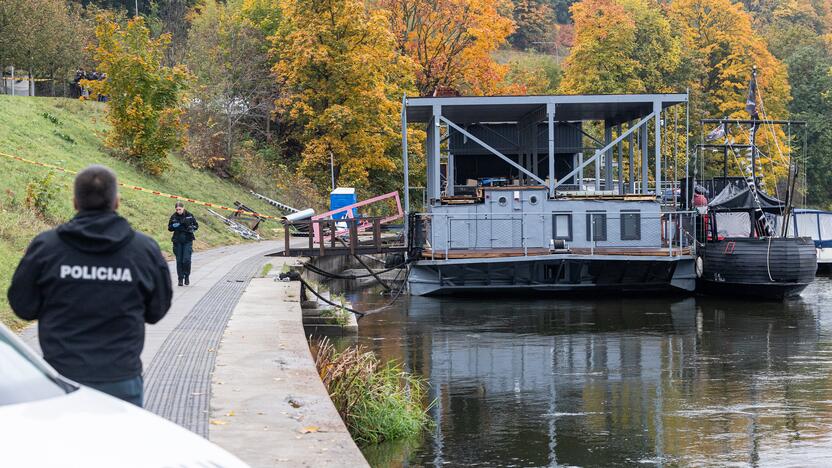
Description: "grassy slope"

(0, 95), (283, 330)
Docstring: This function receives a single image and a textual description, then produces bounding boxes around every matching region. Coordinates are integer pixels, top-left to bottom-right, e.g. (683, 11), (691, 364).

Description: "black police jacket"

(168, 210), (199, 243)
(7, 210), (172, 383)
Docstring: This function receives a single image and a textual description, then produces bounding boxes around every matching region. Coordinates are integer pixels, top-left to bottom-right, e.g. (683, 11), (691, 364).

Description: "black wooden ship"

(696, 183), (816, 299)
(692, 68), (816, 299)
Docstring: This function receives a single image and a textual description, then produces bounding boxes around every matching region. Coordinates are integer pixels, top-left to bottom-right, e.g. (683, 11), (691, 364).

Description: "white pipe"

(283, 208), (315, 222)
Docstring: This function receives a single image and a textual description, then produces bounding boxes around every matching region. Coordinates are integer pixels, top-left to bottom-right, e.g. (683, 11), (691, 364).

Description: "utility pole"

(329, 151), (336, 191)
(135, 0), (139, 17)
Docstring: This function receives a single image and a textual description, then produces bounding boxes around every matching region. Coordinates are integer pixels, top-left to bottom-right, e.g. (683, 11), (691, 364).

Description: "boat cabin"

(402, 94), (692, 254)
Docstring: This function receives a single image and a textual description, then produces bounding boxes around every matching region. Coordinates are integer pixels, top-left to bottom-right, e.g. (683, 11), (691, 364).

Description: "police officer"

(7, 165), (172, 406)
(168, 201), (199, 286)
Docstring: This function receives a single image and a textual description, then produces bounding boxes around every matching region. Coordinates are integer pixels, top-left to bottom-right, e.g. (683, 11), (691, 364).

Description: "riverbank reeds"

(314, 338), (432, 446)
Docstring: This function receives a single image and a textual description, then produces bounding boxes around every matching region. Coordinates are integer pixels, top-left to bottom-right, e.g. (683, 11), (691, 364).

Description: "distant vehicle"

(0, 323), (249, 468)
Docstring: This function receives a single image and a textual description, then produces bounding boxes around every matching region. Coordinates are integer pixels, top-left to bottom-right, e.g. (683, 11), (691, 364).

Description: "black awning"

(707, 183), (784, 213)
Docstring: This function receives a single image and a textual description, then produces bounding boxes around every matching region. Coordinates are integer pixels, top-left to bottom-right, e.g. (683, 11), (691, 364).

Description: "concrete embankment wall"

(209, 257), (368, 467)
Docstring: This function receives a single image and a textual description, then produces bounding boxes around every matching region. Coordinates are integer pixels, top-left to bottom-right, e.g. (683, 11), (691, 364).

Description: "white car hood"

(0, 386), (249, 468)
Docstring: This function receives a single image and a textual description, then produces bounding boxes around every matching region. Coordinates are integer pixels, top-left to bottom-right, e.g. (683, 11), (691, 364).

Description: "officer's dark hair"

(74, 165), (118, 211)
(175, 201), (184, 208)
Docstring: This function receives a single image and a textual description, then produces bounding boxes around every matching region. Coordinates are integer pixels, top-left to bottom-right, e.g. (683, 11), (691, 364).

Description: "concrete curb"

(209, 259), (368, 467)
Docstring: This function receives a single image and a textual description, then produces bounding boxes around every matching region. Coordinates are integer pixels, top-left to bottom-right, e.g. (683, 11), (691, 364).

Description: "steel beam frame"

(555, 112), (656, 189)
(439, 116), (547, 187)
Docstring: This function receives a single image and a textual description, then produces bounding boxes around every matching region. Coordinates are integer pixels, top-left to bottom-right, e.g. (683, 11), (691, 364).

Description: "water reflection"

(337, 278), (832, 467)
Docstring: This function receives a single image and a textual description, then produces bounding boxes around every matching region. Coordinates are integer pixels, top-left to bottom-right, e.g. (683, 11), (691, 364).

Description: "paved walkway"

(210, 259), (369, 467)
(20, 240), (282, 434)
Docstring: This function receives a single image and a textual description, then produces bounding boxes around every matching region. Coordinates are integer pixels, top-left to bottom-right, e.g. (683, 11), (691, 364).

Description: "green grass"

(260, 262), (273, 277)
(314, 338), (432, 446)
(0, 95), (285, 330)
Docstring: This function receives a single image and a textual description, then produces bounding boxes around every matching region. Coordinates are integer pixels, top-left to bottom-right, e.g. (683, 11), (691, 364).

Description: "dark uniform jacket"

(7, 210), (172, 383)
(168, 210), (199, 243)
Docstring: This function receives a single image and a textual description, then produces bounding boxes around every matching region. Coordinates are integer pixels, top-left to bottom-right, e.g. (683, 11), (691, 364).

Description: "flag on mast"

(706, 124), (726, 141)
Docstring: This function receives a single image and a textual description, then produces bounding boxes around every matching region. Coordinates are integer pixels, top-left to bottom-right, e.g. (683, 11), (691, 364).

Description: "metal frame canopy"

(405, 94), (686, 125)
(401, 93), (688, 207)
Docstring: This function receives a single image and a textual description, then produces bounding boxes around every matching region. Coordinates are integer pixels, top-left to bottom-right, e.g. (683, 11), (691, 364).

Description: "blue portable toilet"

(330, 187), (357, 220)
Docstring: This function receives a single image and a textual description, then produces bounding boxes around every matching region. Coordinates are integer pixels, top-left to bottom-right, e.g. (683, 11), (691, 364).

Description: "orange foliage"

(378, 0), (517, 96)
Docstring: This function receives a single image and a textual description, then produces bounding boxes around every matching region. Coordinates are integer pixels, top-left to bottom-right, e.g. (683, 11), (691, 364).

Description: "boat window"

(819, 214), (832, 241)
(529, 195), (539, 205)
(498, 196), (507, 206)
(714, 212), (751, 238)
(796, 212), (820, 240)
(552, 213), (572, 240)
(586, 212), (607, 241)
(620, 211), (641, 240)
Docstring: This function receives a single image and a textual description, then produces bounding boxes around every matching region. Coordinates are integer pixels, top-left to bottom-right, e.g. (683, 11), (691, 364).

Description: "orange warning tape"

(0, 150), (277, 220)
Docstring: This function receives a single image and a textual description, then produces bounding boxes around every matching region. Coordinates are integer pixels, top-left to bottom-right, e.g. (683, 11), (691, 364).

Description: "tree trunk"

(265, 101), (271, 142)
(28, 63), (34, 97)
(227, 113), (234, 168)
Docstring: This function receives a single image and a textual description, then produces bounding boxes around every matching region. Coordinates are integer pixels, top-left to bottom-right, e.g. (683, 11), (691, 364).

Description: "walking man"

(168, 201), (199, 286)
(7, 165), (172, 406)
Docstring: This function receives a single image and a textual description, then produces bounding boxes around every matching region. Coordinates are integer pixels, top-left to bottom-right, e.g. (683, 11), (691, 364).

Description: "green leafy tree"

(274, 0), (413, 193)
(86, 15), (189, 175)
(784, 44), (832, 206)
(0, 0), (91, 96)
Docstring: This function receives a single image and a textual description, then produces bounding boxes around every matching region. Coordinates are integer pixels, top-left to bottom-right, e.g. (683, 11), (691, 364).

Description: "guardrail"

(282, 217), (407, 257)
(409, 210), (697, 260)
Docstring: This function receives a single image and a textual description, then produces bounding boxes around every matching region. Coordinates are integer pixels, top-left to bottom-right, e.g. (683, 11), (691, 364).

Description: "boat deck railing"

(411, 210), (698, 261)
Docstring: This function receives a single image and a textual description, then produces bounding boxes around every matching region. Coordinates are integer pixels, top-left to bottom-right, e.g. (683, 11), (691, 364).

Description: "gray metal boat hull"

(408, 254), (696, 296)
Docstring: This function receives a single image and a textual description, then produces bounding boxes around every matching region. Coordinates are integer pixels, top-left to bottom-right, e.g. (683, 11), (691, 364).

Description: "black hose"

(297, 277), (366, 318)
(295, 266), (412, 320)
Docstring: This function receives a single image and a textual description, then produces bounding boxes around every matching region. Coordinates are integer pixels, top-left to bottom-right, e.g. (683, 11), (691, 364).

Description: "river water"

(332, 276), (832, 467)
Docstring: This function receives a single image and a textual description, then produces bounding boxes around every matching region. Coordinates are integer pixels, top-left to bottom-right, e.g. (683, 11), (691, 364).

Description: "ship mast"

(749, 66), (759, 192)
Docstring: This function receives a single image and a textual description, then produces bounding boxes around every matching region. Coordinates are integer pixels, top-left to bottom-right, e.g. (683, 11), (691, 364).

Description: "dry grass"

(314, 338), (432, 446)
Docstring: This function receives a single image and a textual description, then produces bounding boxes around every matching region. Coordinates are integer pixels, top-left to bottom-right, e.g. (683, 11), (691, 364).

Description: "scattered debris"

(206, 208), (260, 240)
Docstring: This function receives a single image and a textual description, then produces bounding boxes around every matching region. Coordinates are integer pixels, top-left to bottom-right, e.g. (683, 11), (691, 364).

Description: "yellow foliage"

(273, 0), (412, 192)
(379, 0), (516, 96)
(670, 0), (792, 187)
(560, 0), (682, 94)
(85, 16), (189, 175)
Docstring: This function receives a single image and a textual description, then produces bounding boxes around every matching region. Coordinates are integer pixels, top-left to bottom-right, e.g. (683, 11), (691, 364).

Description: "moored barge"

(401, 93), (697, 296)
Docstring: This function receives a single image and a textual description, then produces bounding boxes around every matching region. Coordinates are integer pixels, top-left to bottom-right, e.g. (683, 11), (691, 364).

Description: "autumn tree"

(503, 53), (562, 94)
(185, 0), (282, 177)
(510, 0), (555, 51)
(86, 16), (189, 175)
(757, 0), (832, 206)
(670, 0), (792, 190)
(669, 0), (790, 120)
(273, 0), (413, 192)
(149, 0), (199, 66)
(560, 0), (682, 94)
(378, 0), (515, 96)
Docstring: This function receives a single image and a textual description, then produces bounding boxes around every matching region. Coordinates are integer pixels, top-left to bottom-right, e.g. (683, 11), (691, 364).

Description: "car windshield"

(0, 333), (75, 406)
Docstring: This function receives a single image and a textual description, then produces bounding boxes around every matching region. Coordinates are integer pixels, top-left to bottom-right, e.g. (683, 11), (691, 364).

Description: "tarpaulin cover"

(707, 183), (784, 213)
